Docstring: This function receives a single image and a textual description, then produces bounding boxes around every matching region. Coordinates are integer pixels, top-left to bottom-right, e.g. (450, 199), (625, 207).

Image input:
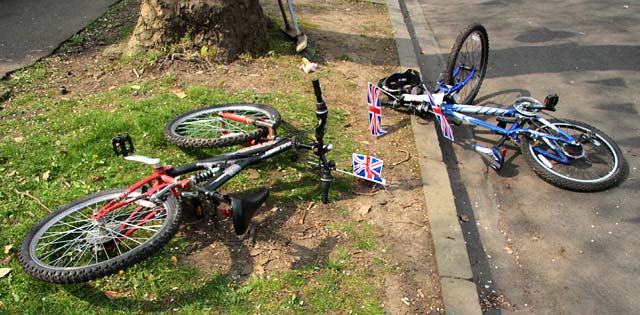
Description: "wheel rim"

(30, 191), (173, 270)
(453, 30), (486, 104)
(528, 123), (619, 184)
(172, 106), (275, 140)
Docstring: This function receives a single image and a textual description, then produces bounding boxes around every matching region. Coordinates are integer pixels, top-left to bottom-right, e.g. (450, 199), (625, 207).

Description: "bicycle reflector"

(112, 133), (135, 157)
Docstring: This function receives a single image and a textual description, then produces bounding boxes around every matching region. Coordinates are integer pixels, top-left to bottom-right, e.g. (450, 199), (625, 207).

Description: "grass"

(0, 74), (385, 314)
(0, 52), (382, 315)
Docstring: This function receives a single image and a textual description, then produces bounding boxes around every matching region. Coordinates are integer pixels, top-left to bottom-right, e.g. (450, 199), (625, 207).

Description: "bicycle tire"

(19, 189), (182, 283)
(164, 103), (282, 149)
(444, 23), (489, 105)
(520, 119), (628, 191)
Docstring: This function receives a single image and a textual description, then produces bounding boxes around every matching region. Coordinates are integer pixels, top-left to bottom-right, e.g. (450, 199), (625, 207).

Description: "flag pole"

(307, 161), (387, 186)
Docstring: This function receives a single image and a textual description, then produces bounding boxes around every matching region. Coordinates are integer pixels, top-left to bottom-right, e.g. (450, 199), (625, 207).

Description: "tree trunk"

(127, 0), (269, 63)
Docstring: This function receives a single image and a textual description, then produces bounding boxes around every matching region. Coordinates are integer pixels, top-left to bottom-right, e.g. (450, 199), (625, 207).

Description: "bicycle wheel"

(444, 23), (489, 105)
(164, 103), (281, 149)
(19, 189), (182, 283)
(520, 119), (628, 191)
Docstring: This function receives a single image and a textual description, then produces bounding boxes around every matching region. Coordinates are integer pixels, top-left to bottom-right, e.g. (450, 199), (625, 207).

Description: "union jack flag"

(367, 82), (386, 137)
(352, 153), (386, 185)
(427, 90), (455, 141)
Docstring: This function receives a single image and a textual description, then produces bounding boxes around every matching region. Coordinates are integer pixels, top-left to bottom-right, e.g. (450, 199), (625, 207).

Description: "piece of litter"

(300, 62), (318, 73)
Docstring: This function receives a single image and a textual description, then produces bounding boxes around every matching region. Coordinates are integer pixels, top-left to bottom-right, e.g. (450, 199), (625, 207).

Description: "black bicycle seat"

(231, 188), (269, 235)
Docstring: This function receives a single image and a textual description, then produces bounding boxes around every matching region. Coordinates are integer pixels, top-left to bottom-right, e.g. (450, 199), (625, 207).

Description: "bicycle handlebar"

(312, 78), (326, 113)
(310, 78), (332, 204)
(169, 79), (334, 204)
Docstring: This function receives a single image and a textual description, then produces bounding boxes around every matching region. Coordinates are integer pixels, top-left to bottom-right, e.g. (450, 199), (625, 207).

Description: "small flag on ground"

(367, 82), (386, 137)
(352, 153), (386, 185)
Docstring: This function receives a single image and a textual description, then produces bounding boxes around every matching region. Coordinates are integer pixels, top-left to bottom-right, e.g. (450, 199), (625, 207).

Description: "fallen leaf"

(504, 245), (513, 255)
(0, 268), (11, 278)
(131, 85), (141, 90)
(249, 249), (263, 257)
(4, 244), (13, 254)
(104, 291), (119, 299)
(257, 257), (270, 266)
(359, 203), (371, 215)
(459, 214), (470, 222)
(104, 290), (130, 299)
(171, 256), (178, 265)
(247, 169), (260, 180)
(13, 137), (24, 143)
(89, 175), (105, 182)
(172, 90), (187, 99)
(42, 170), (50, 181)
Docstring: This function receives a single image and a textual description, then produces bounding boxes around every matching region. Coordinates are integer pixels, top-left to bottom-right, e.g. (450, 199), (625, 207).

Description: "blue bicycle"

(376, 24), (627, 192)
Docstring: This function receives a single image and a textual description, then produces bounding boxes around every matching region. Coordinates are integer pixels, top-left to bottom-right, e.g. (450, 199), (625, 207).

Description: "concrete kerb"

(384, 0), (482, 314)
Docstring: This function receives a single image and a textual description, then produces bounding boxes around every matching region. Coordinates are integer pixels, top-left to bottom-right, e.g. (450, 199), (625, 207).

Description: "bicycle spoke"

(176, 109), (273, 139)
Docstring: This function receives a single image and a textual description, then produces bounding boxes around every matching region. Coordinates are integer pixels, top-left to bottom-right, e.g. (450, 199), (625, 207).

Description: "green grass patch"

(0, 72), (382, 313)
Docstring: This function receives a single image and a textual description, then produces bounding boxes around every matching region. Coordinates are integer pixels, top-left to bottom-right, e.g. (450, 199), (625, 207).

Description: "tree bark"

(127, 0), (269, 63)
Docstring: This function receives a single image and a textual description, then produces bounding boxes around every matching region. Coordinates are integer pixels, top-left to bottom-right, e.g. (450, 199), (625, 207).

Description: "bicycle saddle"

(378, 69), (425, 96)
(231, 188), (269, 235)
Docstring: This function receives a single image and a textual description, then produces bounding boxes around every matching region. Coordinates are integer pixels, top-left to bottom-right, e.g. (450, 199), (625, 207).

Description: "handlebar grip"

(320, 177), (330, 204)
(312, 78), (327, 113)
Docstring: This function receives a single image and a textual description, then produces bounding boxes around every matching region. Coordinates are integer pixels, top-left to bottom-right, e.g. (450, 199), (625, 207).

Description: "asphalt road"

(0, 0), (118, 79)
(411, 0), (639, 314)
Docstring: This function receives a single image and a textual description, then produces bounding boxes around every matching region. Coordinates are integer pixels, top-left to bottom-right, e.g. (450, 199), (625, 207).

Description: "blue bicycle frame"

(440, 104), (579, 165)
(387, 77), (582, 166)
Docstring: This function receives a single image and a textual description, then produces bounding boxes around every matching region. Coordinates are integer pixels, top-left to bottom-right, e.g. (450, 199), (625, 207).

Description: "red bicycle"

(19, 79), (334, 284)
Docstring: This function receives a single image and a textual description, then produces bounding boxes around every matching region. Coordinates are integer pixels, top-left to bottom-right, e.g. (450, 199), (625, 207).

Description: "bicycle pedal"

(112, 133), (135, 157)
(474, 144), (506, 171)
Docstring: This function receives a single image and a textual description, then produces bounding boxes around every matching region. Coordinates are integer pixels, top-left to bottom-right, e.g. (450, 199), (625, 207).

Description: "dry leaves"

(247, 169), (260, 180)
(359, 203), (372, 215)
(104, 290), (130, 299)
(172, 89), (187, 99)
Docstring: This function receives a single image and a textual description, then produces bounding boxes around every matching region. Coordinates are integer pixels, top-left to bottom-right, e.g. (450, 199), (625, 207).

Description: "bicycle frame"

(93, 83), (333, 244)
(385, 75), (582, 166)
(442, 104), (580, 165)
